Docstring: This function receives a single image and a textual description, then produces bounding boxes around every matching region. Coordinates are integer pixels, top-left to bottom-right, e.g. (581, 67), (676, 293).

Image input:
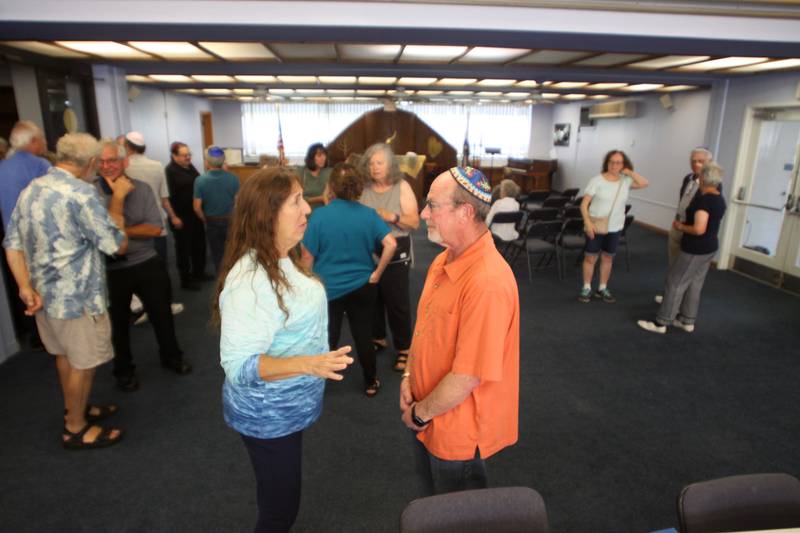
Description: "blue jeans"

(412, 432), (488, 496)
(205, 219), (229, 274)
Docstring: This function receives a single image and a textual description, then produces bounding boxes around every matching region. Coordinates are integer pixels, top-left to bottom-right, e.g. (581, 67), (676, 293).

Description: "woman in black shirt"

(638, 162), (726, 334)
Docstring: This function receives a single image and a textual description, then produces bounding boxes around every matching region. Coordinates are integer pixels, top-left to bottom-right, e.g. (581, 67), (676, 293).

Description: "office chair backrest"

(677, 473), (800, 533)
(400, 486), (549, 533)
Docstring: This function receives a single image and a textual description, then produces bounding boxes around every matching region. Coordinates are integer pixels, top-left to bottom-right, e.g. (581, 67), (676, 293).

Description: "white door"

(728, 107), (800, 292)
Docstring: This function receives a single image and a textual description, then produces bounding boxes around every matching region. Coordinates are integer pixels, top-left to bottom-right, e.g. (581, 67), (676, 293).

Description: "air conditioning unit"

(588, 100), (638, 119)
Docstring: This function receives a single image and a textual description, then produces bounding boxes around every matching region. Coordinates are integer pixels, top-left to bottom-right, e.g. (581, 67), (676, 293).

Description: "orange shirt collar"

(442, 230), (494, 282)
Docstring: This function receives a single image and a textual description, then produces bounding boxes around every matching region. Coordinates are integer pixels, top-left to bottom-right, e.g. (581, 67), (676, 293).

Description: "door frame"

(718, 101), (800, 272)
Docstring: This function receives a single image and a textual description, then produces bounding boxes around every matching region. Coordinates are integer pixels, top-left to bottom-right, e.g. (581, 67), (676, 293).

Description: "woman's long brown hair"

(211, 167), (313, 327)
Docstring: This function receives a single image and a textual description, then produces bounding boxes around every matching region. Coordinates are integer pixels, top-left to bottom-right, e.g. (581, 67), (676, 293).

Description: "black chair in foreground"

(562, 205), (583, 220)
(520, 190), (551, 211)
(542, 196), (570, 210)
(527, 207), (560, 222)
(556, 217), (585, 280)
(489, 210), (527, 259)
(400, 486), (549, 533)
(677, 472), (800, 533)
(561, 187), (580, 199)
(522, 219), (561, 281)
(618, 214), (635, 271)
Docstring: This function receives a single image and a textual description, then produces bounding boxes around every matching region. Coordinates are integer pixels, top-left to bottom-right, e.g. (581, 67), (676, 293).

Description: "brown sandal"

(365, 379), (381, 398)
(393, 354), (408, 372)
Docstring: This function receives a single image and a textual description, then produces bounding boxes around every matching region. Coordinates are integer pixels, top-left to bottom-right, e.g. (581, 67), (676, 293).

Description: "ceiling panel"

(571, 53), (650, 67)
(628, 55), (711, 70)
(457, 47), (530, 63)
(337, 44), (402, 62)
(129, 41), (213, 60)
(513, 50), (593, 65)
(4, 41), (88, 58)
(198, 42), (276, 61)
(399, 45), (468, 63)
(269, 43), (337, 60)
(56, 41), (154, 59)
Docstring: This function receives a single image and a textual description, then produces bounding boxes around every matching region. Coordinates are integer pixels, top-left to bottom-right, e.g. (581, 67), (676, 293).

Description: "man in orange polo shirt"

(400, 166), (520, 496)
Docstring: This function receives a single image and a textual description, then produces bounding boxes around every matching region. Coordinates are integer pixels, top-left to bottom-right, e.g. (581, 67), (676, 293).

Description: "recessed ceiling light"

(727, 58), (800, 73)
(477, 91), (502, 96)
(447, 91), (473, 95)
(149, 74), (193, 83)
(126, 75), (154, 83)
(175, 89), (201, 94)
(477, 79), (517, 87)
(437, 78), (477, 86)
(621, 84), (664, 92)
(416, 90), (443, 95)
(238, 96), (254, 101)
(563, 94), (587, 100)
(514, 50), (592, 64)
(235, 75), (276, 83)
(56, 41), (153, 59)
(198, 42), (275, 60)
(318, 76), (357, 84)
(233, 88), (254, 95)
(515, 80), (538, 88)
(270, 43), (337, 59)
(277, 75), (317, 84)
(331, 96), (356, 101)
(541, 93), (561, 99)
(552, 81), (589, 89)
(505, 92), (529, 98)
(676, 57), (767, 71)
(326, 89), (354, 95)
(269, 89), (294, 95)
(589, 94), (610, 99)
(338, 44), (402, 61)
(656, 85), (699, 92)
(202, 88), (232, 95)
(358, 77), (397, 85)
(458, 47), (529, 63)
(397, 77), (437, 85)
(357, 90), (386, 95)
(400, 45), (467, 62)
(628, 55), (710, 70)
(296, 89), (324, 95)
(290, 96), (305, 101)
(453, 99), (473, 103)
(572, 53), (648, 67)
(585, 83), (628, 90)
(192, 75), (235, 83)
(5, 41), (88, 58)
(355, 97), (378, 101)
(129, 41), (212, 60)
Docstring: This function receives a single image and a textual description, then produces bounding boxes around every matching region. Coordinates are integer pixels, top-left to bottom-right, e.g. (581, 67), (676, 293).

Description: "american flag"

(277, 112), (286, 165)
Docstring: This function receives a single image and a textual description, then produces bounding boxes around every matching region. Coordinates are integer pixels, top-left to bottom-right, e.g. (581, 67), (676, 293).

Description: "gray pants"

(667, 227), (682, 267)
(656, 251), (714, 326)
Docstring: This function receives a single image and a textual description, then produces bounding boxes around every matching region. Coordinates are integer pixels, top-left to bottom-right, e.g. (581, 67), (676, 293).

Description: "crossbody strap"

(606, 178), (624, 218)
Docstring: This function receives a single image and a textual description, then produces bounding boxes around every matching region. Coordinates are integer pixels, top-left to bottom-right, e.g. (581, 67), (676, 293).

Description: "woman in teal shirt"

(213, 167), (353, 533)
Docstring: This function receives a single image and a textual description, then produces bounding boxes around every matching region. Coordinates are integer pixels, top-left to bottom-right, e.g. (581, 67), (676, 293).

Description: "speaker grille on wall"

(659, 94), (674, 110)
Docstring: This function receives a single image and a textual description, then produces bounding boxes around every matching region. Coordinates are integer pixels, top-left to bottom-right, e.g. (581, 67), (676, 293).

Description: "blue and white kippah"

(448, 166), (491, 205)
(207, 146), (225, 158)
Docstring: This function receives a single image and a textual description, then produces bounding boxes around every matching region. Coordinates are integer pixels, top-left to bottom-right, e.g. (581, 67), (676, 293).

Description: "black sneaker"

(577, 287), (592, 303)
(594, 288), (616, 303)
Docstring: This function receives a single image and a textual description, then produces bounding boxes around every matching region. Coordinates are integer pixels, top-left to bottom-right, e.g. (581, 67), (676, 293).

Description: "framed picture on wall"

(554, 123), (571, 146)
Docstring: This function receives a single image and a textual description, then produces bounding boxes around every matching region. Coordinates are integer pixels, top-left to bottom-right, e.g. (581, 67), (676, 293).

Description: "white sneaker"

(637, 320), (666, 334)
(133, 312), (149, 326)
(171, 303), (185, 315)
(654, 294), (663, 304)
(672, 319), (695, 333)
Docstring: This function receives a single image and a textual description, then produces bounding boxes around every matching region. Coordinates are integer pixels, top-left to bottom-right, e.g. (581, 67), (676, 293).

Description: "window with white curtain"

(241, 101), (381, 159)
(240, 101), (532, 161)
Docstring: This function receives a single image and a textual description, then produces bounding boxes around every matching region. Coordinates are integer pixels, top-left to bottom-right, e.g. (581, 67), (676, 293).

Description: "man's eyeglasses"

(424, 199), (464, 212)
(98, 158), (123, 166)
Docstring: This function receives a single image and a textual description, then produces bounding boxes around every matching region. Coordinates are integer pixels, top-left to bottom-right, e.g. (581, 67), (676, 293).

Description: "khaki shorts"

(35, 312), (114, 370)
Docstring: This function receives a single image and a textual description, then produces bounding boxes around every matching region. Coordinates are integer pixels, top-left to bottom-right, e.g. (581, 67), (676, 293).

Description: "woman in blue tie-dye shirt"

(212, 167), (353, 533)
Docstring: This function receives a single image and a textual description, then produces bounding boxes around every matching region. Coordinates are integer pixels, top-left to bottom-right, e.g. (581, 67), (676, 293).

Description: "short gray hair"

(9, 120), (42, 149)
(691, 147), (714, 160)
(205, 146), (225, 168)
(452, 182), (491, 222)
(96, 138), (126, 159)
(360, 143), (402, 185)
(56, 133), (99, 167)
(499, 179), (520, 199)
(700, 161), (724, 187)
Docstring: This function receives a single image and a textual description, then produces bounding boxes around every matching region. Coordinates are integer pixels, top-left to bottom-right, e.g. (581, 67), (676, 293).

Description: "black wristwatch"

(411, 404), (430, 427)
(393, 212), (400, 224)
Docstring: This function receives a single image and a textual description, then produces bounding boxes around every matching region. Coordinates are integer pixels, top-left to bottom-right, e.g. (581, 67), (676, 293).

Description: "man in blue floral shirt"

(3, 133), (130, 450)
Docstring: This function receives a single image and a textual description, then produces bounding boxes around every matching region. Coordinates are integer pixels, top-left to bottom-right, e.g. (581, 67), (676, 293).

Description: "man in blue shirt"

(3, 132), (129, 449)
(0, 121), (50, 348)
(193, 145), (239, 274)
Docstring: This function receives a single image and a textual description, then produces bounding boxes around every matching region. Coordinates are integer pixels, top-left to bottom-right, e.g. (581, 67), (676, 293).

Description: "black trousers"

(241, 431), (303, 533)
(205, 218), (229, 275)
(373, 261), (412, 351)
(107, 257), (183, 378)
(412, 433), (488, 496)
(328, 282), (377, 383)
(172, 211), (206, 281)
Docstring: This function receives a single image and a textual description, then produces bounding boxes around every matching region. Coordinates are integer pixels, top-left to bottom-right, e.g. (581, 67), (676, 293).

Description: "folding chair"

(542, 196), (570, 210)
(556, 218), (586, 280)
(489, 210), (527, 260)
(522, 219), (562, 281)
(526, 207), (559, 222)
(520, 190), (550, 211)
(561, 187), (580, 199)
(562, 205), (583, 220)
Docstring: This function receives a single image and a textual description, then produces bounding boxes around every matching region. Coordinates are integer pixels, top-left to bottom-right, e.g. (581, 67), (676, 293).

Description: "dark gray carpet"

(1, 224), (798, 533)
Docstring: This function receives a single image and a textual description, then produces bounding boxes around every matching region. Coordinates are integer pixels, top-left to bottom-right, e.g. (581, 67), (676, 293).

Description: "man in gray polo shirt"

(94, 139), (191, 392)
